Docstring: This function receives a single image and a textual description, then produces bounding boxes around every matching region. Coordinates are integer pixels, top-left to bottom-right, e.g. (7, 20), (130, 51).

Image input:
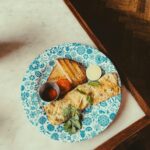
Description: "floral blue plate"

(20, 43), (121, 142)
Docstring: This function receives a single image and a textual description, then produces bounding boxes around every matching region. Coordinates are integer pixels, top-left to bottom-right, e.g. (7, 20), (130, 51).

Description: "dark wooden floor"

(68, 0), (150, 149)
(116, 125), (150, 150)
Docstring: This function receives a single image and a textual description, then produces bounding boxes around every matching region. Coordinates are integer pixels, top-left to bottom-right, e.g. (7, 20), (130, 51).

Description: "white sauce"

(86, 64), (102, 81)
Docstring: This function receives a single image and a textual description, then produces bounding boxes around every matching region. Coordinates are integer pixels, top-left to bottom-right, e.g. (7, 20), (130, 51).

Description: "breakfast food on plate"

(40, 58), (121, 134)
(47, 58), (87, 96)
(44, 73), (121, 125)
(86, 64), (102, 81)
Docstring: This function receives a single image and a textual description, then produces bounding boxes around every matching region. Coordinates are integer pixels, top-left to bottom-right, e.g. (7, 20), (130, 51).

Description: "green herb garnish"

(86, 95), (93, 105)
(64, 120), (72, 130)
(63, 105), (71, 117)
(76, 89), (86, 95)
(71, 118), (81, 129)
(88, 81), (100, 86)
(63, 105), (82, 134)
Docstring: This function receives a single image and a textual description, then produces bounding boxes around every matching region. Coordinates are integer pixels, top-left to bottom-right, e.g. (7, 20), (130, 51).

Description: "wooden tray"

(64, 0), (150, 149)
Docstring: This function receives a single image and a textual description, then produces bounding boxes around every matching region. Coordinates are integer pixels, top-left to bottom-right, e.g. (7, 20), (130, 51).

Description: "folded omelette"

(44, 73), (121, 125)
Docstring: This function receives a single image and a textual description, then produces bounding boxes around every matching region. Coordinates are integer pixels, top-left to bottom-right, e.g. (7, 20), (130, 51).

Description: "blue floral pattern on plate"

(20, 43), (122, 142)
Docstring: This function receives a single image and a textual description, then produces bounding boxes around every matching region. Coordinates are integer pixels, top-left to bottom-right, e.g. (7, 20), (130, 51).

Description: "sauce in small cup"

(39, 82), (60, 102)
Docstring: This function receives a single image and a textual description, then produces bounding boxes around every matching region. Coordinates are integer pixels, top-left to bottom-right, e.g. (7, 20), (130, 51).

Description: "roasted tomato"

(57, 79), (72, 95)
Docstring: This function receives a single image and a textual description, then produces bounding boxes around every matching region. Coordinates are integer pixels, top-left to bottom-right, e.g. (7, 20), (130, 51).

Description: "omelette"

(44, 73), (121, 125)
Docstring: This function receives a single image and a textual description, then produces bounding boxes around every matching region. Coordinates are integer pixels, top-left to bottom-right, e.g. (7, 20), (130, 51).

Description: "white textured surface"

(0, 0), (145, 150)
